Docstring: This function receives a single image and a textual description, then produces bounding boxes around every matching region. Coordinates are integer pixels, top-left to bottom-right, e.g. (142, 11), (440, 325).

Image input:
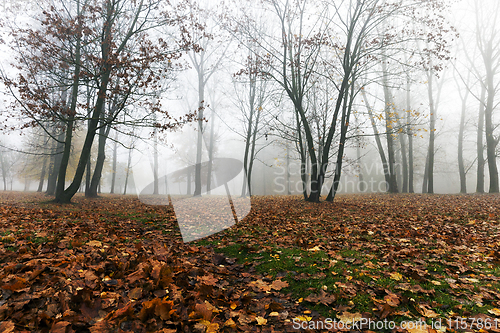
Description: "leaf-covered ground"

(0, 192), (500, 332)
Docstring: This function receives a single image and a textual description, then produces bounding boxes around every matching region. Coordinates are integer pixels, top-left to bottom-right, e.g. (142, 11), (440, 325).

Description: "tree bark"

(406, 78), (414, 193)
(381, 60), (398, 193)
(87, 116), (110, 198)
(153, 127), (159, 195)
(46, 132), (64, 195)
(110, 130), (118, 194)
(327, 80), (356, 201)
(483, 49), (500, 193)
(396, 115), (409, 192)
(423, 68), (436, 194)
(206, 108), (215, 194)
(476, 86), (486, 193)
(123, 144), (133, 195)
(457, 75), (470, 194)
(37, 156), (47, 192)
(0, 150), (7, 191)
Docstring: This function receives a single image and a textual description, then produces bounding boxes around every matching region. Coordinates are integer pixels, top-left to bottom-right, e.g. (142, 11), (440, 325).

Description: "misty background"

(0, 0), (498, 201)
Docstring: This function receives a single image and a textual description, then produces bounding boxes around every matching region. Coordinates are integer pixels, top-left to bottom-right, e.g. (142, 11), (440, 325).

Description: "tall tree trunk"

(206, 108), (215, 194)
(247, 103), (260, 196)
(110, 130), (118, 194)
(55, 99), (75, 198)
(55, 0), (82, 199)
(294, 112), (308, 200)
(123, 144), (133, 195)
(194, 53), (205, 197)
(153, 127), (159, 195)
(406, 78), (414, 193)
(356, 143), (365, 192)
(24, 175), (30, 192)
(397, 116), (409, 193)
(476, 85), (486, 193)
(422, 151), (430, 193)
(46, 133), (64, 195)
(423, 68), (436, 194)
(381, 61), (398, 193)
(37, 156), (47, 192)
(87, 117), (110, 198)
(326, 81), (355, 201)
(484, 52), (500, 193)
(241, 75), (256, 197)
(55, 67), (112, 203)
(457, 76), (469, 194)
(286, 143), (291, 195)
(0, 150), (7, 191)
(362, 89), (391, 187)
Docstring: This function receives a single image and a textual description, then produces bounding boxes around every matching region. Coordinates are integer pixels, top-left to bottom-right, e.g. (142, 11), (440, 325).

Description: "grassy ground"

(0, 192), (500, 332)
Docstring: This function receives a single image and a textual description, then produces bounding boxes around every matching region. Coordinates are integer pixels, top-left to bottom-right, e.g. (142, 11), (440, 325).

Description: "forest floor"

(0, 192), (500, 332)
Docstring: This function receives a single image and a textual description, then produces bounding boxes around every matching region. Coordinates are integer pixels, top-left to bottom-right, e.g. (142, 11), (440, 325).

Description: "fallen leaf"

(87, 240), (102, 247)
(389, 272), (403, 281)
(488, 308), (500, 316)
(270, 279), (289, 291)
(416, 304), (439, 318)
(0, 321), (15, 333)
(337, 311), (362, 325)
(256, 316), (267, 325)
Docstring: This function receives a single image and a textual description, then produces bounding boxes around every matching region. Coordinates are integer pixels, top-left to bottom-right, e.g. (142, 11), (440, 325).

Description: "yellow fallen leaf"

(364, 261), (377, 269)
(389, 272), (403, 281)
(206, 323), (219, 333)
(308, 245), (321, 252)
(293, 316), (312, 322)
(224, 318), (236, 328)
(256, 316), (267, 325)
(269, 312), (279, 317)
(488, 308), (500, 316)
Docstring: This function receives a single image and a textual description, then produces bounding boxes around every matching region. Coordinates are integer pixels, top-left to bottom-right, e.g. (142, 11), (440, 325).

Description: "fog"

(0, 0), (499, 201)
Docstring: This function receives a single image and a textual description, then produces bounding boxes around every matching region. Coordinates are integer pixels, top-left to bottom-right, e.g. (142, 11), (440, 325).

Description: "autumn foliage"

(0, 192), (500, 332)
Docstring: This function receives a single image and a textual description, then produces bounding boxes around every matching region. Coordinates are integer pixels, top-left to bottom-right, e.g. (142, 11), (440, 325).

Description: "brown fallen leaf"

(270, 279), (289, 291)
(51, 321), (71, 333)
(128, 287), (143, 300)
(304, 289), (336, 306)
(249, 279), (271, 292)
(337, 311), (363, 325)
(416, 303), (439, 318)
(0, 321), (15, 333)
